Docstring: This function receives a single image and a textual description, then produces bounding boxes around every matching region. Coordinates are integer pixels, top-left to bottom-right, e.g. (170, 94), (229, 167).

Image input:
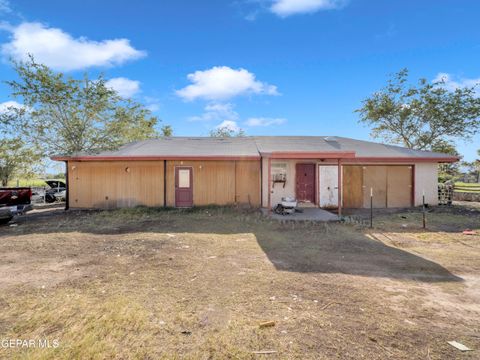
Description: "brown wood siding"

(235, 160), (261, 206)
(166, 160), (261, 207)
(342, 165), (413, 209)
(363, 166), (387, 208)
(342, 165), (363, 208)
(387, 166), (413, 207)
(68, 161), (164, 209)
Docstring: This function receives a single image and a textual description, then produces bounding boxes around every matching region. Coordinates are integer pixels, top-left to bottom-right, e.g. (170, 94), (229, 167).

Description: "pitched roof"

(51, 136), (459, 162)
(254, 136), (454, 159)
(97, 137), (259, 157)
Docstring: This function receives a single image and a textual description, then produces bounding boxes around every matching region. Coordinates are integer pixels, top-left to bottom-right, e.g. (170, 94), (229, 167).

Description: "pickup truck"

(0, 187), (33, 224)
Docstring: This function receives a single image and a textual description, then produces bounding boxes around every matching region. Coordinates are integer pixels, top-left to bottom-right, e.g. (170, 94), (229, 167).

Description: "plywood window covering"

(178, 169), (191, 188)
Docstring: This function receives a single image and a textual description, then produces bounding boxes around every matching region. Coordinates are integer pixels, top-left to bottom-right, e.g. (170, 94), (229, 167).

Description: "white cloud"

(433, 73), (480, 92)
(105, 77), (140, 98)
(0, 100), (26, 114)
(189, 102), (239, 122)
(215, 120), (240, 132)
(176, 66), (279, 101)
(1, 22), (146, 71)
(270, 0), (345, 17)
(144, 97), (161, 112)
(245, 117), (286, 126)
(0, 0), (11, 13)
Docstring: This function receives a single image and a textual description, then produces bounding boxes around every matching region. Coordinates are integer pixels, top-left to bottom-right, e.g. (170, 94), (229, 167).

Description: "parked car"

(0, 187), (33, 224)
(31, 180), (66, 203)
(45, 180), (66, 203)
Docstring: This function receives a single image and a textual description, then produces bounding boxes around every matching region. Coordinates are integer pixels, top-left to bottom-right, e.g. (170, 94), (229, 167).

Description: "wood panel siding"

(342, 166), (363, 208)
(342, 165), (413, 209)
(387, 166), (413, 207)
(363, 166), (388, 208)
(235, 160), (261, 206)
(166, 160), (261, 207)
(68, 161), (164, 209)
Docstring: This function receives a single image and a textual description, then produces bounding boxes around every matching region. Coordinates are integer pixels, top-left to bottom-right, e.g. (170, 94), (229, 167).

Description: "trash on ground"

(252, 350), (277, 354)
(462, 229), (476, 235)
(447, 341), (472, 352)
(259, 321), (275, 328)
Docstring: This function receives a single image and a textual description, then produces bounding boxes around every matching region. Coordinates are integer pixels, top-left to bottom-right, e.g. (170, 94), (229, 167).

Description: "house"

(51, 136), (458, 213)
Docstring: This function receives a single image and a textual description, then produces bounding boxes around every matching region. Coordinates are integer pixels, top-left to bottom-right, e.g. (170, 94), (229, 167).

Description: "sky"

(0, 0), (479, 162)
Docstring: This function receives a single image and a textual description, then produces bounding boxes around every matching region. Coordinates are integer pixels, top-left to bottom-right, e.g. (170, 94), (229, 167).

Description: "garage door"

(387, 166), (412, 207)
(342, 165), (413, 208)
(363, 166), (387, 208)
(342, 166), (363, 208)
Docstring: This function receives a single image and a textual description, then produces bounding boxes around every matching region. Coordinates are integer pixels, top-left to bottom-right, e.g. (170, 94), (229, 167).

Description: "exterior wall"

(68, 158), (438, 210)
(165, 160), (260, 207)
(263, 160), (436, 209)
(68, 161), (164, 209)
(262, 159), (339, 208)
(414, 163), (438, 206)
(68, 159), (260, 209)
(263, 159), (296, 208)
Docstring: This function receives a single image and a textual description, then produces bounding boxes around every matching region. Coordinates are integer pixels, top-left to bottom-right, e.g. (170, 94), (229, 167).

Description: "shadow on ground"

(2, 206), (464, 283)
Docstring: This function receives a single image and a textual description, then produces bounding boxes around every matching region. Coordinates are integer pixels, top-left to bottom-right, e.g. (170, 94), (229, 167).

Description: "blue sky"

(0, 0), (479, 161)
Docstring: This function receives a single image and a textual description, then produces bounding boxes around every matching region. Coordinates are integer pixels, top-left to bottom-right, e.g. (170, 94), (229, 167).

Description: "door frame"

(174, 166), (193, 207)
(295, 162), (316, 204)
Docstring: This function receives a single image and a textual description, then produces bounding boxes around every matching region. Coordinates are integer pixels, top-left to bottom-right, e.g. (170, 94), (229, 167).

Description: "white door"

(319, 166), (338, 208)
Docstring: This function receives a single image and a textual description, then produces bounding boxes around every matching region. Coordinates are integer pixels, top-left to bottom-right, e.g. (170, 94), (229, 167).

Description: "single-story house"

(52, 136), (458, 213)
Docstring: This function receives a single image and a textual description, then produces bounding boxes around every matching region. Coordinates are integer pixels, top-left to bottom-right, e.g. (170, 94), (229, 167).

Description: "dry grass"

(0, 205), (479, 359)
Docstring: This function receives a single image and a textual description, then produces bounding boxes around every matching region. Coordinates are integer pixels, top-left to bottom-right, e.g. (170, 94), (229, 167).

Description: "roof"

(51, 136), (459, 162)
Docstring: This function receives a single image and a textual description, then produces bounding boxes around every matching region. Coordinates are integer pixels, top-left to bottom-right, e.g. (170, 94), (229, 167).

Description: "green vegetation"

(0, 206), (478, 359)
(1, 56), (172, 185)
(356, 69), (480, 151)
(6, 179), (49, 187)
(5, 56), (163, 156)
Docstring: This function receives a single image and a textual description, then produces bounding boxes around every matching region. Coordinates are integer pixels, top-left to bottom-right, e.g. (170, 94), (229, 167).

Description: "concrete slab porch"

(261, 207), (339, 222)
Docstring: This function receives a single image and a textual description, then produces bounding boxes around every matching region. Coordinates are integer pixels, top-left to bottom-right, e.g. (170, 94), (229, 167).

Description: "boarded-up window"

(178, 169), (191, 188)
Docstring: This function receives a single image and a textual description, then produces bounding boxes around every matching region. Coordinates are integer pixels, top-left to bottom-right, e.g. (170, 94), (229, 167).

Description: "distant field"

(454, 182), (480, 193)
(6, 178), (65, 188)
(6, 179), (47, 187)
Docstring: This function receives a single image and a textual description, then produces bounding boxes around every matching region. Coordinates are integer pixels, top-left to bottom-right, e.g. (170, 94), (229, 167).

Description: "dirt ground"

(0, 204), (479, 359)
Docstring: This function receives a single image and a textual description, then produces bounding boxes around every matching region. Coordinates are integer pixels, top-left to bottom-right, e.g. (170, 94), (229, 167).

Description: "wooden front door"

(175, 167), (193, 207)
(296, 163), (316, 203)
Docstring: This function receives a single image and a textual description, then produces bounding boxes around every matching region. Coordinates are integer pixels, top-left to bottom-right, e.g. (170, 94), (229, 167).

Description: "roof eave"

(260, 151), (356, 159)
(51, 155), (261, 161)
(344, 156), (460, 163)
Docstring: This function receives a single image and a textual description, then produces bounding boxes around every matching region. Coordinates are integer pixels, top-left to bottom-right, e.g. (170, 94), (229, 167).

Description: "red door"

(296, 164), (315, 203)
(175, 167), (193, 207)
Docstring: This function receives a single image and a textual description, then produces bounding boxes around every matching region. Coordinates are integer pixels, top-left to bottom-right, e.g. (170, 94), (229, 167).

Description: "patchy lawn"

(0, 205), (479, 359)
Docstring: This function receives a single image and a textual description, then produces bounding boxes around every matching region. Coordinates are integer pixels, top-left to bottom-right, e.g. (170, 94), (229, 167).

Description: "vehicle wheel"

(273, 204), (283, 214)
(45, 194), (56, 203)
(0, 217), (13, 225)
